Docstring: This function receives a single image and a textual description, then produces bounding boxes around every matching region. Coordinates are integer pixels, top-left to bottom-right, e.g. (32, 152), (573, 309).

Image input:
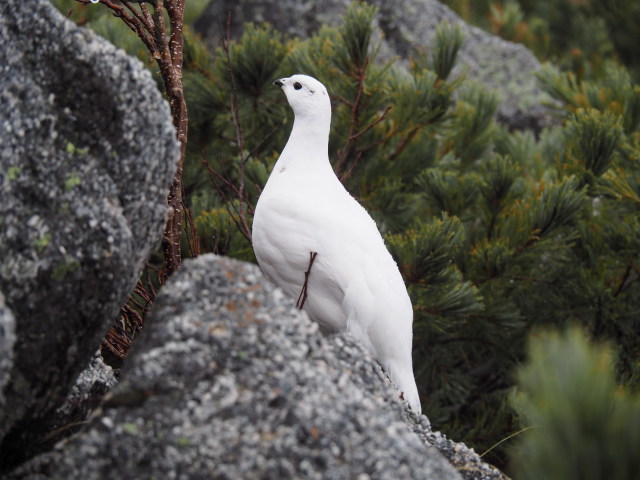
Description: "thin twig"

(222, 13), (245, 170)
(349, 105), (392, 142)
(340, 152), (362, 182)
(152, 0), (168, 60)
(337, 106), (392, 183)
(202, 158), (254, 244)
(77, 0), (189, 356)
(479, 425), (537, 458)
(187, 205), (202, 258)
(336, 63), (368, 177)
(122, 1), (153, 34)
(42, 421), (88, 443)
(614, 264), (639, 297)
(335, 61), (391, 181)
(220, 11), (252, 242)
(82, 0), (155, 52)
(245, 122), (283, 165)
(139, 3), (154, 31)
(389, 125), (421, 162)
(296, 252), (318, 309)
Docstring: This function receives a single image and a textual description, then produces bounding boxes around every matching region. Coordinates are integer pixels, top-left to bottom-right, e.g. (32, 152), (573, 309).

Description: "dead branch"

(349, 105), (392, 142)
(339, 151), (363, 183)
(78, 0), (189, 280)
(77, 0), (190, 357)
(220, 12), (253, 243)
(335, 61), (392, 182)
(335, 63), (368, 177)
(296, 252), (318, 309)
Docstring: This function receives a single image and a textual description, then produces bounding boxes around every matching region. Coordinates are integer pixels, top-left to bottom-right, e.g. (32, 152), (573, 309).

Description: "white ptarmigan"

(252, 74), (421, 413)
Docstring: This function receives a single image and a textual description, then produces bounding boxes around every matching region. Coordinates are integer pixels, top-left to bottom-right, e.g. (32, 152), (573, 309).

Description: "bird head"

(273, 75), (331, 122)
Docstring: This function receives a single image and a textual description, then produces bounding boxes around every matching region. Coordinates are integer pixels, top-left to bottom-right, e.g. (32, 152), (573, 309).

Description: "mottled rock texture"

(39, 351), (119, 453)
(7, 256), (507, 480)
(7, 255), (465, 480)
(0, 292), (16, 425)
(0, 0), (178, 468)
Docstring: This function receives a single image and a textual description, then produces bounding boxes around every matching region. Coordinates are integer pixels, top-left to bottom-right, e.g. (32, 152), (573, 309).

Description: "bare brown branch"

(296, 252), (319, 309)
(218, 11), (253, 243)
(334, 60), (390, 181)
(77, 0), (190, 355)
(335, 64), (368, 177)
(349, 105), (392, 142)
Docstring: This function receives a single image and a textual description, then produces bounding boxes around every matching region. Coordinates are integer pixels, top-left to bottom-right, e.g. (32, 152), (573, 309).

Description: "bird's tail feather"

(387, 360), (422, 414)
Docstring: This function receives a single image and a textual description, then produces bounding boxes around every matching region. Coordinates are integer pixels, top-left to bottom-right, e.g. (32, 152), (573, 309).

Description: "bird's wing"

(253, 174), (420, 411)
(254, 176), (410, 338)
(252, 180), (348, 330)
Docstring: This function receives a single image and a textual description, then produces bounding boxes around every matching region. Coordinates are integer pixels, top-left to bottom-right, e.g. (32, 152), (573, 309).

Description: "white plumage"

(252, 74), (421, 413)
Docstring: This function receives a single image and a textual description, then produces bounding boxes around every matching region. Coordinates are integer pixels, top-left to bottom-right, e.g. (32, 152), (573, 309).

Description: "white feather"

(252, 74), (421, 413)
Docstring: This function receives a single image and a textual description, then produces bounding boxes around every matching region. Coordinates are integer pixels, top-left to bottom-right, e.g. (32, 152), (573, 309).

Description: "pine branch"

(350, 105), (392, 142)
(388, 125), (421, 161)
(336, 62), (368, 178)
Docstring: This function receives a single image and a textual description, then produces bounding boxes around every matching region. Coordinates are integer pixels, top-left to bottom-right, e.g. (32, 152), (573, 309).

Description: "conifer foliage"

(57, 0), (640, 473)
(511, 329), (640, 480)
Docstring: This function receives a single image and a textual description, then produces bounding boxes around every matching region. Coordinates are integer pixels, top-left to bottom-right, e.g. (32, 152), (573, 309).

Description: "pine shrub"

(511, 328), (640, 480)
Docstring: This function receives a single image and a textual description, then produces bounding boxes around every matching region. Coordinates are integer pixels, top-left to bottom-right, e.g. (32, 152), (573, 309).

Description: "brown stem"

(336, 63), (368, 177)
(340, 152), (362, 183)
(614, 264), (639, 297)
(349, 105), (392, 143)
(139, 3), (154, 31)
(389, 125), (421, 162)
(220, 11), (252, 243)
(76, 0), (190, 359)
(296, 252), (318, 309)
(77, 0), (189, 279)
(201, 156), (254, 245)
(150, 0), (188, 280)
(122, 1), (154, 34)
(183, 202), (201, 257)
(338, 106), (392, 183)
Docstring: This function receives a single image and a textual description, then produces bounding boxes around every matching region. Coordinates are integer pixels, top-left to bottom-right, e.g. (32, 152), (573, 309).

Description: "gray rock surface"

(7, 255), (465, 480)
(0, 0), (178, 467)
(195, 0), (554, 131)
(43, 351), (118, 448)
(0, 292), (16, 425)
(412, 418), (507, 480)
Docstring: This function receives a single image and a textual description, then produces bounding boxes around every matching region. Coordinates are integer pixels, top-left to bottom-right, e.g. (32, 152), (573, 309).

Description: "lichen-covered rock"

(195, 0), (555, 131)
(411, 416), (508, 480)
(7, 255), (464, 480)
(0, 292), (16, 424)
(40, 351), (118, 452)
(0, 0), (178, 467)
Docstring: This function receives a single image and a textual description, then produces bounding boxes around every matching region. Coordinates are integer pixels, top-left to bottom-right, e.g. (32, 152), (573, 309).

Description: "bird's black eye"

(293, 82), (302, 90)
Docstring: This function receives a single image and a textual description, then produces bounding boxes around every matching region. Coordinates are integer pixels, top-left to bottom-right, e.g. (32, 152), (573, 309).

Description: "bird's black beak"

(273, 79), (284, 88)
